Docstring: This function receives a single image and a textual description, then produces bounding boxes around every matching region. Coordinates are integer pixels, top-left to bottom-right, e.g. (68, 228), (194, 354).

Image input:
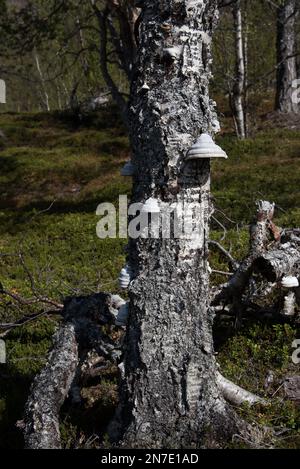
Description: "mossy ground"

(0, 107), (299, 448)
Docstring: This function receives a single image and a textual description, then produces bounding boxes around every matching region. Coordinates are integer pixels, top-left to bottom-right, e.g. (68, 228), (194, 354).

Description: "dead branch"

(0, 309), (60, 331)
(18, 253), (63, 309)
(212, 200), (280, 304)
(0, 287), (63, 309)
(209, 239), (239, 270)
(211, 269), (234, 276)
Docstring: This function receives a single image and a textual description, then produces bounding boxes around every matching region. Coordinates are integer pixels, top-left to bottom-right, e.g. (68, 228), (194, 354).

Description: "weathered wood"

(253, 244), (300, 282)
(23, 292), (124, 448)
(23, 323), (78, 449)
(284, 376), (300, 403)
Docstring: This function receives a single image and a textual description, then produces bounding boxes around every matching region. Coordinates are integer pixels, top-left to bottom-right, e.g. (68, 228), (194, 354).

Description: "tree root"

(216, 371), (267, 406)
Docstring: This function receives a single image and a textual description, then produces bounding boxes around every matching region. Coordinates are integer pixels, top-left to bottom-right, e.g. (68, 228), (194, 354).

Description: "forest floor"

(0, 107), (299, 448)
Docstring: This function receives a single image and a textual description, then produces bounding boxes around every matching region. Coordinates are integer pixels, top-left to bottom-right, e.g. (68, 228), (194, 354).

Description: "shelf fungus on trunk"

(141, 197), (160, 213)
(281, 275), (299, 288)
(281, 276), (299, 316)
(118, 265), (132, 289)
(162, 46), (183, 62)
(283, 291), (297, 317)
(140, 83), (150, 93)
(186, 133), (228, 160)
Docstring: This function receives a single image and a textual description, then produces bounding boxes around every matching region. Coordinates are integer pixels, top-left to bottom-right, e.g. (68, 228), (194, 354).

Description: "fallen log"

(22, 292), (125, 449)
(23, 322), (78, 449)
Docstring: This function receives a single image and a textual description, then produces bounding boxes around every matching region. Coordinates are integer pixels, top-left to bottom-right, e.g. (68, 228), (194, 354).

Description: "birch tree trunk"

(232, 0), (246, 138)
(34, 51), (50, 112)
(114, 0), (241, 449)
(275, 0), (299, 114)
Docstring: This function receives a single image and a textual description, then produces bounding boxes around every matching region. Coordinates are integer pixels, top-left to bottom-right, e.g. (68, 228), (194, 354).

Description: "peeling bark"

(232, 0), (246, 139)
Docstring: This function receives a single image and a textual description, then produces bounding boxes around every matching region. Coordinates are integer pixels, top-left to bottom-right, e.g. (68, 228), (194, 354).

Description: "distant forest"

(1, 1), (299, 138)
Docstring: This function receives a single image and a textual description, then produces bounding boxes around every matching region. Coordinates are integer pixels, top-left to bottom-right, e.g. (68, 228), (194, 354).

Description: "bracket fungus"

(141, 197), (160, 213)
(140, 83), (150, 92)
(281, 276), (299, 288)
(162, 46), (182, 61)
(118, 265), (132, 289)
(186, 133), (228, 160)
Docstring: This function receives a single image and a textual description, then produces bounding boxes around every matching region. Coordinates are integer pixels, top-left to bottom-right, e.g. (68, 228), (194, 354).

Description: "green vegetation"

(0, 109), (299, 448)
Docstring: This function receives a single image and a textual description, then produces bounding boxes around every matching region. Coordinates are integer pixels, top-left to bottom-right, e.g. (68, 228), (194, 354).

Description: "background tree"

(2, 0), (300, 130)
(1, 0), (139, 120)
(274, 0), (299, 113)
(213, 0), (279, 135)
(232, 0), (246, 138)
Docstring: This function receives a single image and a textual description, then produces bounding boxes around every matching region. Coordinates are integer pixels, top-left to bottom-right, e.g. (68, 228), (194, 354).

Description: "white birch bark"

(112, 0), (242, 448)
(232, 0), (246, 139)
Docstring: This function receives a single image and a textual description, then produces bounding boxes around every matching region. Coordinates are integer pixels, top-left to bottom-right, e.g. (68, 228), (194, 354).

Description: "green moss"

(213, 130), (300, 224)
(0, 109), (128, 447)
